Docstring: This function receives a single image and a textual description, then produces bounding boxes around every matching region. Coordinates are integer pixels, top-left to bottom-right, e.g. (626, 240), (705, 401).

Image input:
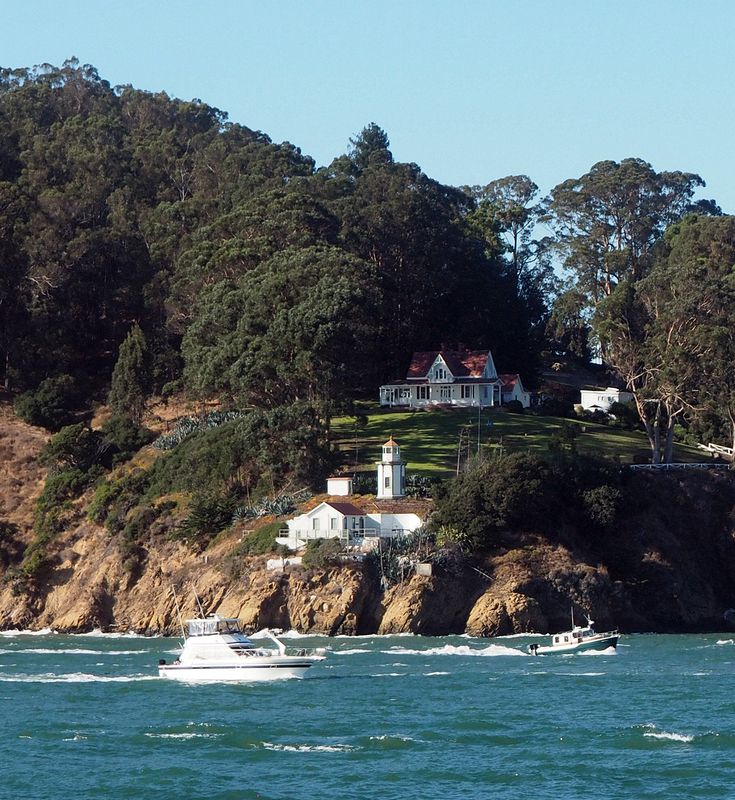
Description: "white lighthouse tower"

(376, 436), (406, 499)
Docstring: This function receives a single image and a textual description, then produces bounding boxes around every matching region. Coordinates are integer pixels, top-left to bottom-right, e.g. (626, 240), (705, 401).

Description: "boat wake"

(0, 647), (143, 655)
(387, 643), (525, 657)
(0, 672), (158, 683)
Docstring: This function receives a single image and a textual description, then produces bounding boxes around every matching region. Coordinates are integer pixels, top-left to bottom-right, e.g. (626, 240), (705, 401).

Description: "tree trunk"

(664, 418), (676, 464)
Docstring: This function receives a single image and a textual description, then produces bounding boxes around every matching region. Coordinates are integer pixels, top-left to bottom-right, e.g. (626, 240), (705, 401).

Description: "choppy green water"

(1, 630), (734, 799)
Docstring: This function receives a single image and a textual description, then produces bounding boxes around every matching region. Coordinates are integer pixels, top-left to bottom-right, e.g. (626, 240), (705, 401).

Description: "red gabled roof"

(406, 351), (439, 378)
(407, 350), (490, 379)
(324, 502), (365, 516)
(499, 373), (520, 390)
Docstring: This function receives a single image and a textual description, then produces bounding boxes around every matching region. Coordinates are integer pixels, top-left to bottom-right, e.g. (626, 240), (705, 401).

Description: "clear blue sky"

(3, 1), (733, 212)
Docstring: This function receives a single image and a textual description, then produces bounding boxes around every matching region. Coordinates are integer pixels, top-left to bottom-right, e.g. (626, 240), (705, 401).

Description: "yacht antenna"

(194, 590), (206, 619)
(171, 585), (186, 640)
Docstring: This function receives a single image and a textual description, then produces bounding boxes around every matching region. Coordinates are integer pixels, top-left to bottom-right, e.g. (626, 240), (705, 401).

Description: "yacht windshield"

(187, 617), (243, 636)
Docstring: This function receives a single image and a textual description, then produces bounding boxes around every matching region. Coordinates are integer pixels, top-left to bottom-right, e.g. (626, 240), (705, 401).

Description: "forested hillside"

(0, 60), (540, 410)
(2, 60), (735, 632)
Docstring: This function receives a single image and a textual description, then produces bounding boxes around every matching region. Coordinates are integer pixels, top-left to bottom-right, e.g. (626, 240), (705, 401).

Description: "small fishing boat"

(158, 614), (327, 682)
(528, 612), (619, 656)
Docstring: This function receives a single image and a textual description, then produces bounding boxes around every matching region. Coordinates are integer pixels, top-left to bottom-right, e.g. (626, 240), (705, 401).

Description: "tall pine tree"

(108, 324), (148, 423)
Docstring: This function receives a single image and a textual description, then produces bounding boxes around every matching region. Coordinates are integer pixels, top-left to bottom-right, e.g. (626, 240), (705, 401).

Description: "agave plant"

(153, 411), (246, 451)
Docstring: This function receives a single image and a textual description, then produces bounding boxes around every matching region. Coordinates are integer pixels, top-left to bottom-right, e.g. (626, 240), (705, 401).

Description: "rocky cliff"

(1, 402), (734, 636)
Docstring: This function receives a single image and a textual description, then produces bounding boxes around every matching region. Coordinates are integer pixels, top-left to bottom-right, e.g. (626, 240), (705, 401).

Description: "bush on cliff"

(302, 538), (343, 568)
(13, 375), (80, 431)
(233, 521), (288, 556)
(431, 452), (625, 551)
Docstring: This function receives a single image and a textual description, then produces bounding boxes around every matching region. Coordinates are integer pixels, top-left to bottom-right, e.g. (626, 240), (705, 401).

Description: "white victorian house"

(277, 438), (423, 551)
(380, 350), (530, 409)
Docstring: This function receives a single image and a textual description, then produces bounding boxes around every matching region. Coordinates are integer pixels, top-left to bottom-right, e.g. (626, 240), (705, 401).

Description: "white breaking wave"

(1, 648), (142, 655)
(0, 672), (158, 683)
(334, 648), (371, 655)
(716, 639), (734, 645)
(145, 732), (224, 740)
(249, 628), (313, 640)
(75, 629), (150, 638)
(644, 731), (694, 743)
(559, 671), (605, 677)
(262, 742), (357, 753)
(331, 632), (416, 640)
(387, 643), (526, 657)
(423, 671), (450, 676)
(642, 724), (694, 743)
(0, 628), (55, 637)
(369, 734), (415, 742)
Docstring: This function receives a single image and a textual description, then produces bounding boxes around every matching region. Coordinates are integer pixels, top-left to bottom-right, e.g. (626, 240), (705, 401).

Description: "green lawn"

(331, 403), (705, 477)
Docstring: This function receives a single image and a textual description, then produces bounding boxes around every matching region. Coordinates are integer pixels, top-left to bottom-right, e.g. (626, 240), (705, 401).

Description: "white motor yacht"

(528, 612), (619, 656)
(158, 615), (327, 682)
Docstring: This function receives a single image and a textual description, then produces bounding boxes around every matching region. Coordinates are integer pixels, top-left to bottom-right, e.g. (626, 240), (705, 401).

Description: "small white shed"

(326, 476), (353, 496)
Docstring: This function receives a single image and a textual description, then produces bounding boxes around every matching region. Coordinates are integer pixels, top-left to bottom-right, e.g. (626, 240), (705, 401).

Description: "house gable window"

(312, 518), (320, 531)
(384, 476), (390, 488)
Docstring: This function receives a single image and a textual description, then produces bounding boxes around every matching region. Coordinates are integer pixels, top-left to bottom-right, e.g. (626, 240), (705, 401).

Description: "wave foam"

(642, 725), (694, 743)
(145, 732), (224, 740)
(0, 672), (158, 683)
(3, 648), (142, 655)
(262, 741), (357, 753)
(387, 643), (525, 657)
(0, 628), (55, 637)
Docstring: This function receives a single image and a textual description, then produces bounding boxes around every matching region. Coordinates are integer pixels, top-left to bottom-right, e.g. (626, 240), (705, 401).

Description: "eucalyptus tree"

(642, 215), (735, 455)
(546, 159), (704, 310)
(596, 214), (735, 462)
(463, 175), (555, 371)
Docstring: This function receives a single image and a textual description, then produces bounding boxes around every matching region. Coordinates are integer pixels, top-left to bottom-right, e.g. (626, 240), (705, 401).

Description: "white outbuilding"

(579, 387), (634, 413)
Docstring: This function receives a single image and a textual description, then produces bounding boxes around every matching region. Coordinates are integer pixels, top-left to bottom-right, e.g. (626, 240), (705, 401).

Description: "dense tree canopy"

(0, 62), (544, 417)
(5, 59), (731, 470)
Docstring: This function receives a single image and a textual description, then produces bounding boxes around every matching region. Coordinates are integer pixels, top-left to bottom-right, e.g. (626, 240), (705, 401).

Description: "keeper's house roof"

(407, 350), (490, 379)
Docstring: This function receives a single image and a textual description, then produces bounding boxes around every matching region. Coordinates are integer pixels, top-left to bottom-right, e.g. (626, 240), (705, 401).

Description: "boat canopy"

(187, 616), (243, 637)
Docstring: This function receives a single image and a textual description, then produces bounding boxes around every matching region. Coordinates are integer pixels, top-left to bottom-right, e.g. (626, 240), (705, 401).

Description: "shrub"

(583, 485), (623, 528)
(39, 424), (107, 473)
(174, 493), (238, 543)
(608, 401), (639, 430)
(233, 521), (287, 556)
(100, 415), (153, 464)
(13, 374), (79, 431)
(503, 400), (524, 414)
(301, 537), (343, 569)
(537, 397), (575, 418)
(88, 469), (151, 529)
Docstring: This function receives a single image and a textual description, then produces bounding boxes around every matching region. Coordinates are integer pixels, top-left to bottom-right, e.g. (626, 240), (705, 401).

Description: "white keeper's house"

(277, 438), (424, 551)
(379, 349), (530, 409)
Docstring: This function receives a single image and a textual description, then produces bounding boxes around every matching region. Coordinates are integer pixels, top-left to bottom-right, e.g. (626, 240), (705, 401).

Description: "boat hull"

(531, 634), (618, 656)
(159, 658), (321, 682)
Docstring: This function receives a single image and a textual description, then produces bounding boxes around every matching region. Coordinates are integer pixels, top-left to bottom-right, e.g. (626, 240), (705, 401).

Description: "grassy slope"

(331, 404), (705, 477)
